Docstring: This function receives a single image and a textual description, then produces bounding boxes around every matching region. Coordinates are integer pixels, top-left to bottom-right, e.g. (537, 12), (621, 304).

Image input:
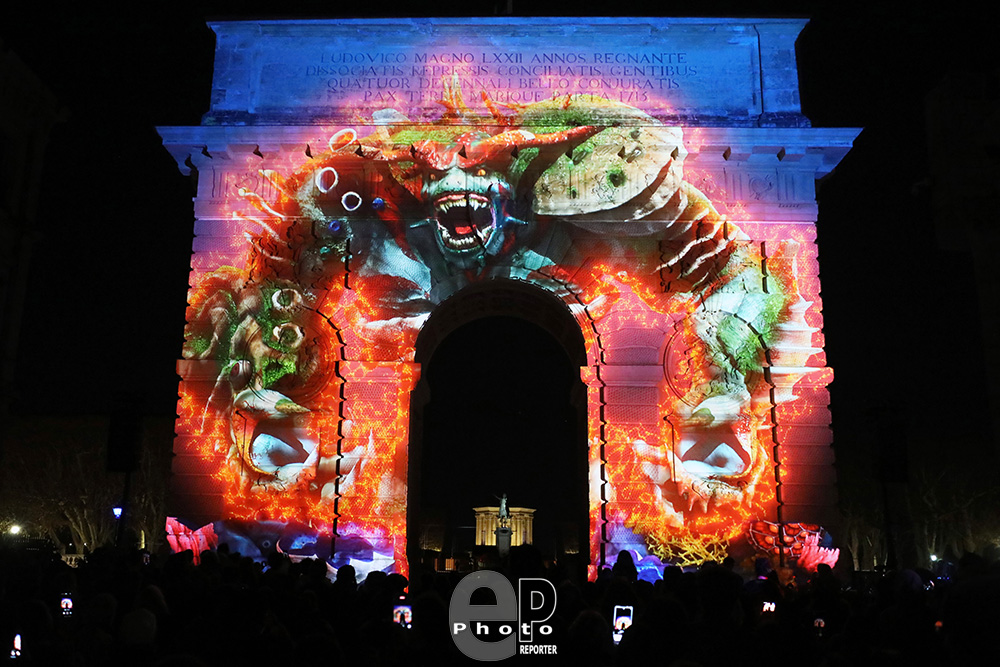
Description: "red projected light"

(172, 81), (834, 578)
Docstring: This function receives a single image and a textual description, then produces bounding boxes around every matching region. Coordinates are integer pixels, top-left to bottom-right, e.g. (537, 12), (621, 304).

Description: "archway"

(408, 281), (589, 574)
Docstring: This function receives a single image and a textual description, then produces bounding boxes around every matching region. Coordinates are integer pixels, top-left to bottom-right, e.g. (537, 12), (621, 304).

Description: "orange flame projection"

(174, 90), (829, 577)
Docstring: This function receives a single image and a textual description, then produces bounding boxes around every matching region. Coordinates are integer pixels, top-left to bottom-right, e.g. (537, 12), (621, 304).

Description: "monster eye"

(273, 323), (305, 348)
(429, 173), (438, 181)
(476, 168), (487, 177)
(271, 289), (301, 311)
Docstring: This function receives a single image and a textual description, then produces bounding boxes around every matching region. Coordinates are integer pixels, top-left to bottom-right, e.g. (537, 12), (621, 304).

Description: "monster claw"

(275, 399), (309, 414)
(692, 494), (709, 514)
(683, 490), (696, 512)
(234, 388), (309, 416)
(674, 479), (689, 501)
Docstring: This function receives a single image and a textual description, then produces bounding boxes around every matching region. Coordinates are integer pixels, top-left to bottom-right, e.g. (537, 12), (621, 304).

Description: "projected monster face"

(175, 84), (829, 576)
(388, 122), (599, 275)
(419, 165), (513, 261)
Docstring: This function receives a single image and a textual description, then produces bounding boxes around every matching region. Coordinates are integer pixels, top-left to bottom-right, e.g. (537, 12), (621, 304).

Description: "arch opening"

(408, 281), (589, 575)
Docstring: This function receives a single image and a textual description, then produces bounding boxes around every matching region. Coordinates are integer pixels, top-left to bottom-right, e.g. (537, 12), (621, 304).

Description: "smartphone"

(612, 605), (633, 645)
(60, 595), (73, 617)
(9, 633), (21, 659)
(761, 600), (776, 613)
(393, 596), (412, 629)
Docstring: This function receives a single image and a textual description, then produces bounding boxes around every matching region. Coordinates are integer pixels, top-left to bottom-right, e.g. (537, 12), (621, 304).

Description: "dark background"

(2, 2), (997, 563)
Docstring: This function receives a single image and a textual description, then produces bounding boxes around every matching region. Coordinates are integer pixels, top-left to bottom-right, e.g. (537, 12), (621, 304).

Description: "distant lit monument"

(160, 18), (858, 579)
(475, 499), (535, 549)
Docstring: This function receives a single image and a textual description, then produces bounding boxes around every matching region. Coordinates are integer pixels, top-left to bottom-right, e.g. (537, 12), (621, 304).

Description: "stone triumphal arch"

(161, 18), (857, 578)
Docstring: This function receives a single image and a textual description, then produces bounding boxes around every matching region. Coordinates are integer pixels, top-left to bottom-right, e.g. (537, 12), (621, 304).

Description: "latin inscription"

(306, 50), (698, 105)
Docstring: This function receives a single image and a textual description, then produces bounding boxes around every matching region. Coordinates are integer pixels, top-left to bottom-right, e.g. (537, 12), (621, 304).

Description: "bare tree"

(2, 415), (172, 553)
(908, 463), (1000, 561)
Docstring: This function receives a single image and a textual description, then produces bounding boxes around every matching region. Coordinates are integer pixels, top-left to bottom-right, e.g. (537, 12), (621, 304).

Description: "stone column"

(337, 360), (420, 572)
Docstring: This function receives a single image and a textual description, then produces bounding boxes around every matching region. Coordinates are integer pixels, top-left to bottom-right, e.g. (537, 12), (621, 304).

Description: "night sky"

(3, 2), (997, 546)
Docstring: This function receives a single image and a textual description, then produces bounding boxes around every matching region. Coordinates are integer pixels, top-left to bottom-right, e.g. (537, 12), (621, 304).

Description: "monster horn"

(481, 92), (527, 126)
(437, 73), (475, 121)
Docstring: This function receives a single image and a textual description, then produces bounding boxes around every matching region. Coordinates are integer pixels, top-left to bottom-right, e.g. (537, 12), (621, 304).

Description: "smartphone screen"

(762, 600), (776, 613)
(60, 596), (73, 617)
(612, 605), (633, 645)
(10, 633), (21, 659)
(393, 596), (412, 629)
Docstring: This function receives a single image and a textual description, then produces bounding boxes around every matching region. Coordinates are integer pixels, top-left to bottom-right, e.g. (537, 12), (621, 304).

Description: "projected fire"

(171, 75), (834, 576)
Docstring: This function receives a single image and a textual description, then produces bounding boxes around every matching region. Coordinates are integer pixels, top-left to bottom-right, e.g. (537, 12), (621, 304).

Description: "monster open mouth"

(434, 192), (496, 251)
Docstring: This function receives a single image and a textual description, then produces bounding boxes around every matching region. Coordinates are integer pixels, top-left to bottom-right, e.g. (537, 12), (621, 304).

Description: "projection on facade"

(160, 18), (857, 579)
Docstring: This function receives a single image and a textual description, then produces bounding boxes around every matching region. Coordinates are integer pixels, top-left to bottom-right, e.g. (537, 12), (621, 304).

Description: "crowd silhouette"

(2, 541), (995, 666)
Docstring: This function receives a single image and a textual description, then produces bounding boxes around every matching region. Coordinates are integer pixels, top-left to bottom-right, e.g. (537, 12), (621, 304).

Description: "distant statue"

(498, 493), (510, 526)
(495, 493), (512, 556)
